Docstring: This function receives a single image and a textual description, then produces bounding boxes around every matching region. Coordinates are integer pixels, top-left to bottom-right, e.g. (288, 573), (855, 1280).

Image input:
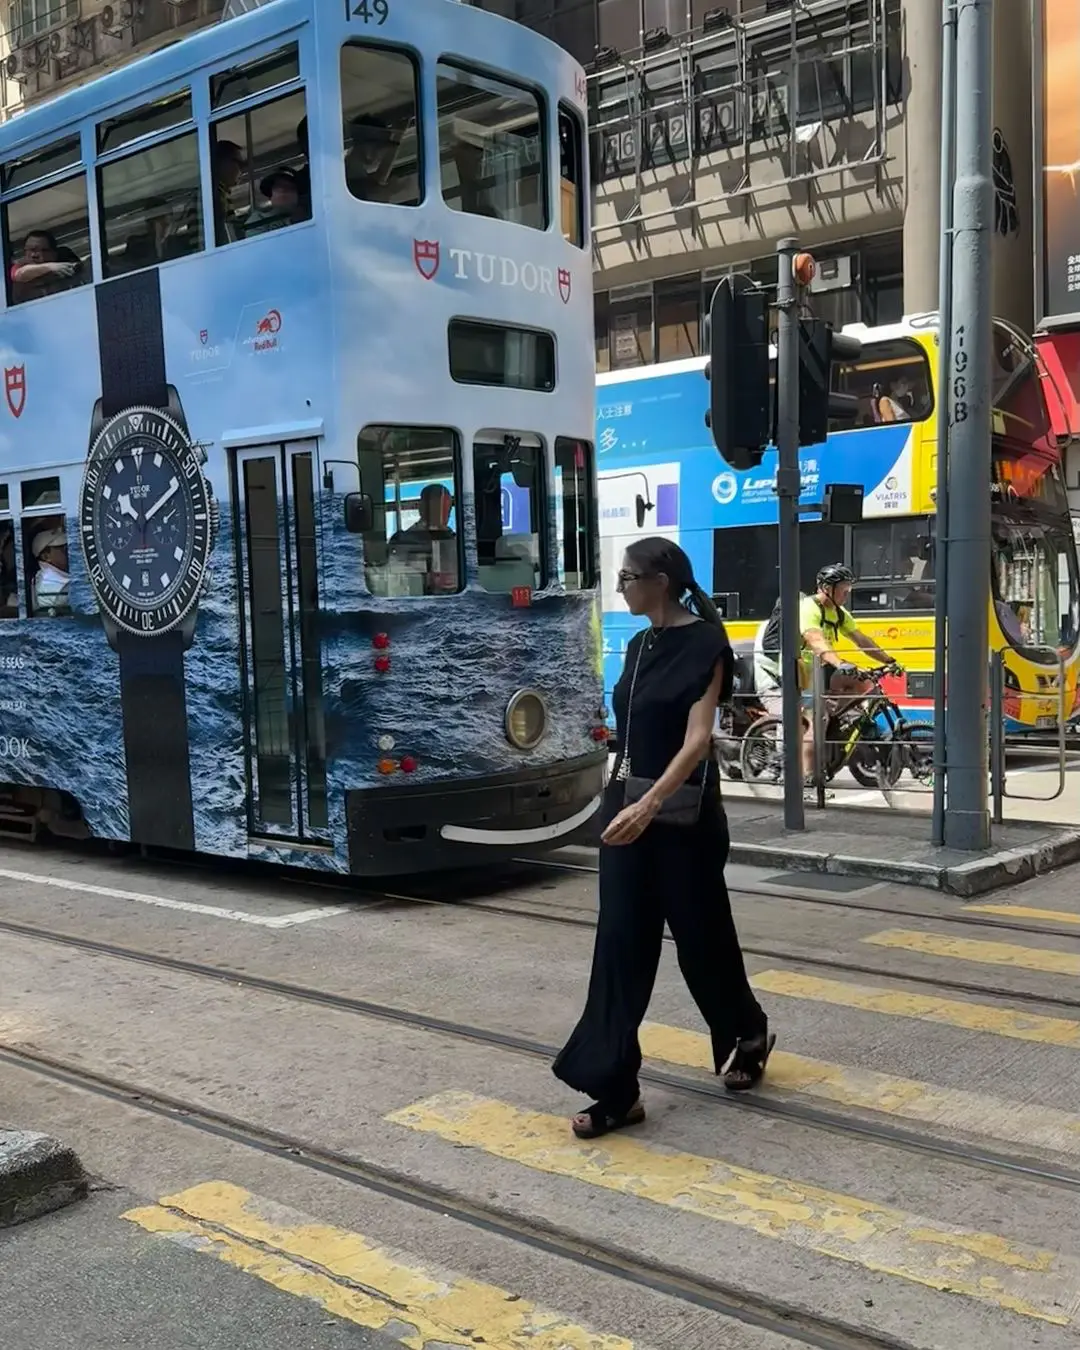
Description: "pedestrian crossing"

(121, 909), (1080, 1346)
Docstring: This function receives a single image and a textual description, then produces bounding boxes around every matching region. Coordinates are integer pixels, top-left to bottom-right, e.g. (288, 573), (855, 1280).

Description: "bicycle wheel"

(740, 715), (784, 790)
(849, 725), (895, 788)
(875, 722), (936, 799)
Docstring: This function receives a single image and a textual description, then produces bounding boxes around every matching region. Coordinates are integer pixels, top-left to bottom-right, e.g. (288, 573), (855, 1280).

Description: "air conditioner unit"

(810, 255), (853, 294)
(4, 51), (28, 83)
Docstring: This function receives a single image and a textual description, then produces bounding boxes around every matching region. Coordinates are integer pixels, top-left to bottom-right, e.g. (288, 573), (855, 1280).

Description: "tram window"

(474, 431), (548, 592)
(211, 43), (300, 111)
(340, 44), (421, 207)
(850, 518), (935, 613)
(558, 105), (585, 248)
(449, 319), (555, 391)
(211, 91), (310, 244)
(0, 520), (17, 618)
(832, 338), (934, 431)
(4, 175), (91, 307)
(437, 63), (546, 230)
(555, 438), (597, 590)
(3, 136), (80, 193)
(98, 91), (194, 156)
(22, 512), (70, 619)
(98, 131), (204, 276)
(356, 425), (462, 597)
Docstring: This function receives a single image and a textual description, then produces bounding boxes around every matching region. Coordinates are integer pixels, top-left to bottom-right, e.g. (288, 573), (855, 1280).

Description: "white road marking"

(0, 866), (344, 929)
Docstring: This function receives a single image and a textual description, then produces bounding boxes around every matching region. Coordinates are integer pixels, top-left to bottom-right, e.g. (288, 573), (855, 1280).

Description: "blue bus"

(0, 0), (606, 875)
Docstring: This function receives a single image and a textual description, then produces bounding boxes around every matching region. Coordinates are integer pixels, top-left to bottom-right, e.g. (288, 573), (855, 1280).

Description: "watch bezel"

(80, 404), (213, 637)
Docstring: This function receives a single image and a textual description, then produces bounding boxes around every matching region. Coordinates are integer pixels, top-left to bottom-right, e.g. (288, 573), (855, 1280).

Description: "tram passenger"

(249, 169), (310, 232)
(553, 538), (772, 1139)
(388, 485), (458, 594)
(10, 230), (82, 304)
(344, 115), (399, 202)
(30, 525), (70, 617)
(213, 139), (248, 243)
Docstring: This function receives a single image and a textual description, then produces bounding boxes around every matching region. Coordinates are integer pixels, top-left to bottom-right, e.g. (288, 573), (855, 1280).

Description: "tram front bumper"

(345, 752), (606, 876)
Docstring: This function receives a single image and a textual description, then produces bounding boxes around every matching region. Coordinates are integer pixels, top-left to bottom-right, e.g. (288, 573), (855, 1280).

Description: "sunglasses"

(616, 569), (651, 588)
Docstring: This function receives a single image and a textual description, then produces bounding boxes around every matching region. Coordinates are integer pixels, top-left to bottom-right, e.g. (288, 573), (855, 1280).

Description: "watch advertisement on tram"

(1036, 0), (1080, 325)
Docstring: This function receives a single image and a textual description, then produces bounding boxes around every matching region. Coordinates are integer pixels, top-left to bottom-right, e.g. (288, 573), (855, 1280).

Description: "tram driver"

(388, 485), (458, 594)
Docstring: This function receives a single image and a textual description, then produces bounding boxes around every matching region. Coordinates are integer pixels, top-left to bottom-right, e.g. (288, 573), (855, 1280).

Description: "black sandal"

(722, 1032), (776, 1092)
(570, 1098), (646, 1140)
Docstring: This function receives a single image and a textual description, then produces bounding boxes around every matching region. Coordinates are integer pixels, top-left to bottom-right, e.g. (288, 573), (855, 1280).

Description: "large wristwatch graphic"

(82, 269), (217, 851)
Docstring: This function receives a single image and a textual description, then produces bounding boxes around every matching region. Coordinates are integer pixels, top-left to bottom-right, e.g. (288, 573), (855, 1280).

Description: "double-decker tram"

(0, 0), (605, 873)
(596, 314), (1080, 732)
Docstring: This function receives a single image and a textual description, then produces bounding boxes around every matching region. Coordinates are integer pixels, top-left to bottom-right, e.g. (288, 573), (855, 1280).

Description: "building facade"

(471, 0), (1038, 374)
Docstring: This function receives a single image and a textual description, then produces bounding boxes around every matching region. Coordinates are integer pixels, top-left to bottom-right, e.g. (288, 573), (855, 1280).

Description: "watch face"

(80, 406), (213, 636)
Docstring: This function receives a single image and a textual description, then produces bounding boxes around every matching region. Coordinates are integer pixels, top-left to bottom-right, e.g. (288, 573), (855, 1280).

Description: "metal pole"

(989, 651), (1004, 825)
(775, 238), (804, 830)
(931, 0), (957, 847)
(812, 653), (827, 810)
(944, 0), (994, 851)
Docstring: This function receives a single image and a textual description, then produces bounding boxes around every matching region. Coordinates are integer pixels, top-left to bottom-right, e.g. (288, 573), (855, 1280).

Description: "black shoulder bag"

(614, 636), (713, 828)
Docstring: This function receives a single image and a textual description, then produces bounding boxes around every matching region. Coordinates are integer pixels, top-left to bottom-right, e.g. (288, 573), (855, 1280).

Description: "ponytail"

(687, 581), (725, 631)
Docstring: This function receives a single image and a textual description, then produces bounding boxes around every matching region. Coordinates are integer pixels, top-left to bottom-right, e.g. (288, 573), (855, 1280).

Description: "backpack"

(760, 593), (848, 664)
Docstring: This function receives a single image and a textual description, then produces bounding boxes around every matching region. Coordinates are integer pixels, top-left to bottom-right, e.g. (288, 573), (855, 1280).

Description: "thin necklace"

(645, 624), (665, 650)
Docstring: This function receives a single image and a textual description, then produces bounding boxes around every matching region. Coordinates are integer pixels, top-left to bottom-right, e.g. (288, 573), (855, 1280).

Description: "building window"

(555, 437), (597, 591)
(355, 426), (462, 597)
(656, 274), (701, 362)
(609, 289), (653, 368)
(210, 90), (310, 244)
(474, 431), (548, 592)
(341, 43), (422, 207)
(9, 0), (76, 42)
(437, 63), (546, 230)
(98, 132), (203, 275)
(595, 291), (611, 374)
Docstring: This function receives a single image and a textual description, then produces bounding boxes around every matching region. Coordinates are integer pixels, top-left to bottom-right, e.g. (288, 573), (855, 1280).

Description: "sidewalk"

(723, 797), (1080, 895)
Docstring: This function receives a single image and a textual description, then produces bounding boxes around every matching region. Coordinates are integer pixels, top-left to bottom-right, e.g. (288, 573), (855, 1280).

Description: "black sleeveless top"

(612, 620), (732, 784)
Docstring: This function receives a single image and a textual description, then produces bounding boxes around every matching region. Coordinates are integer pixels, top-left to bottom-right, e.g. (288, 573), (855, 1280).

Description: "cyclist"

(754, 563), (896, 781)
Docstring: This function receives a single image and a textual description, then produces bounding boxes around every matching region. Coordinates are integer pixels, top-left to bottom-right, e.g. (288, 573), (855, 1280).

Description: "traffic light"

(797, 319), (863, 447)
(703, 276), (771, 471)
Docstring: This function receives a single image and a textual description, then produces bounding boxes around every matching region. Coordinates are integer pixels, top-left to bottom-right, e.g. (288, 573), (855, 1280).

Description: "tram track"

(0, 1040), (918, 1350)
(4, 913), (1080, 1199)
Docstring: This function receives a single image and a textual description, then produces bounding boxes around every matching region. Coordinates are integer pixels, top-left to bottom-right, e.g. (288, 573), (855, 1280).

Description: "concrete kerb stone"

(731, 827), (1080, 897)
(0, 1128), (88, 1228)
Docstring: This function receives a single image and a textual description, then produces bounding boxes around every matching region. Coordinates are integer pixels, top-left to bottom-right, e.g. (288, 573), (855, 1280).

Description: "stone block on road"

(0, 1128), (88, 1228)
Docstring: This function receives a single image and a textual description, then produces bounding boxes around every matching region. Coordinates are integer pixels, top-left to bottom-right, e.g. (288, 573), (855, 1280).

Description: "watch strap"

(96, 270), (168, 415)
(116, 629), (195, 852)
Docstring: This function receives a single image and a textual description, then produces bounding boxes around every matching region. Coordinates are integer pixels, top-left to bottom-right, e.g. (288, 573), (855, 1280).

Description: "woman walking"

(554, 537), (772, 1139)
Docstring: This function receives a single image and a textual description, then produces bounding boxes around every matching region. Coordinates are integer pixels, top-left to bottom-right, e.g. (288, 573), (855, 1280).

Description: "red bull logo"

(5, 365), (25, 419)
(247, 309), (282, 353)
(256, 309), (282, 336)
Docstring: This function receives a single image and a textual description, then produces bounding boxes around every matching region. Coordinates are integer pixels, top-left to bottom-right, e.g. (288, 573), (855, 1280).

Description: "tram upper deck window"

(356, 426), (462, 597)
(474, 431), (548, 592)
(340, 44), (421, 207)
(437, 64), (546, 230)
(211, 44), (300, 111)
(832, 338), (934, 431)
(558, 105), (585, 248)
(211, 91), (310, 244)
(98, 130), (203, 276)
(555, 438), (596, 590)
(2, 137), (90, 307)
(0, 484), (15, 618)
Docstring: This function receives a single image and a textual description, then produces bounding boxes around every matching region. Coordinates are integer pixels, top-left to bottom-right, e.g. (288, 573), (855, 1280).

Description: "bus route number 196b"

(350, 0), (389, 22)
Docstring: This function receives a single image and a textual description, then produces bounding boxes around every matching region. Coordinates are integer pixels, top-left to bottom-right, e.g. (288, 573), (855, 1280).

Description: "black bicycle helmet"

(816, 563), (854, 589)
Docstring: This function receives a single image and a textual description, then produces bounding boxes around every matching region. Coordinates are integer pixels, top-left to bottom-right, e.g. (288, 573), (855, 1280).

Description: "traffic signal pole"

(775, 239), (804, 830)
(943, 0), (994, 850)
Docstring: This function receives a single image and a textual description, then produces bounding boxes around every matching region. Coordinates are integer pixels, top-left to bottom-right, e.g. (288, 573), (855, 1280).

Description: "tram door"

(232, 442), (329, 843)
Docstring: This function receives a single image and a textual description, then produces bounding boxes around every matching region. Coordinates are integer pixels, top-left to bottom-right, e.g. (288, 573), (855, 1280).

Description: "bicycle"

(739, 663), (936, 802)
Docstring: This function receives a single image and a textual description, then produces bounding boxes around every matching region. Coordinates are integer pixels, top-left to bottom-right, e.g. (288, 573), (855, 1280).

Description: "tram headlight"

(505, 689), (548, 750)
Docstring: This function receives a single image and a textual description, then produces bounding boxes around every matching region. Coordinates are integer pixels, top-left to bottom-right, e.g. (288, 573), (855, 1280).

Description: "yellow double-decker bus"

(596, 313), (1080, 731)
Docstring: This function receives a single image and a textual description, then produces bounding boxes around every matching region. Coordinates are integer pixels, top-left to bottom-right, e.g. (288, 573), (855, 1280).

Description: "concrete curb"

(0, 1128), (88, 1228)
(731, 828), (1080, 896)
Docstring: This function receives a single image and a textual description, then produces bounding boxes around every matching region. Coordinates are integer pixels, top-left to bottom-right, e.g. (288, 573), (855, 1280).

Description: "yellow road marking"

(864, 929), (1080, 978)
(750, 969), (1080, 1046)
(388, 1092), (1080, 1325)
(639, 1022), (1080, 1155)
(965, 903), (1080, 927)
(123, 1182), (629, 1350)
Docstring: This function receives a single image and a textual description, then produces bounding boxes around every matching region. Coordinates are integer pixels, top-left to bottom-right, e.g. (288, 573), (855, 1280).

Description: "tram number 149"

(350, 0), (389, 22)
